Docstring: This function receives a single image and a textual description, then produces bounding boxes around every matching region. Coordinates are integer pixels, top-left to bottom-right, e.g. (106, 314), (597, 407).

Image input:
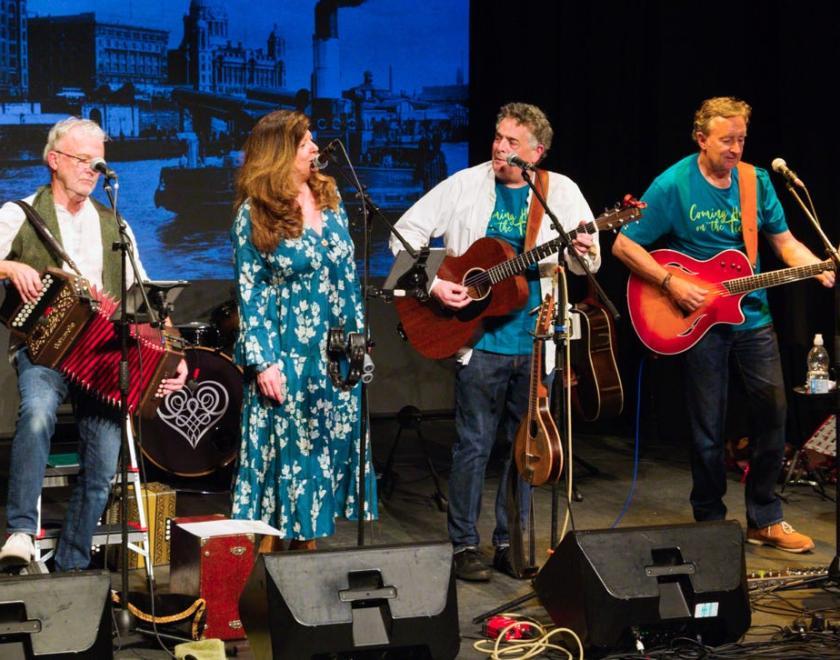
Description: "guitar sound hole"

(463, 268), (489, 300)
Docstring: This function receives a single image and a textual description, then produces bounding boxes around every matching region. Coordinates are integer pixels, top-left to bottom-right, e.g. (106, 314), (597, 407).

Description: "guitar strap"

(736, 161), (758, 267)
(524, 168), (549, 251)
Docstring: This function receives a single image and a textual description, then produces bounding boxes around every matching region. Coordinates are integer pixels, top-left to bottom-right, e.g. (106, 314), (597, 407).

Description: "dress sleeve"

(231, 203), (278, 370)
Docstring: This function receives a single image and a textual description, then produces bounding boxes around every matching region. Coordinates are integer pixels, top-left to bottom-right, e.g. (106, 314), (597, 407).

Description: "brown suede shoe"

(746, 521), (815, 553)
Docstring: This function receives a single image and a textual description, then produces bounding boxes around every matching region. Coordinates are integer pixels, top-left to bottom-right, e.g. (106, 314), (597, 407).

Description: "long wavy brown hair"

(235, 110), (339, 252)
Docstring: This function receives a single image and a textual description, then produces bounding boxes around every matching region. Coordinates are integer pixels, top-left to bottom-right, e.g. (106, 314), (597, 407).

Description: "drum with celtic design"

(139, 347), (242, 476)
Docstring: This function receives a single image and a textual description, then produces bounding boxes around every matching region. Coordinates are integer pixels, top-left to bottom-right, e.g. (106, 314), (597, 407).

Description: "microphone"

(771, 158), (804, 188)
(90, 157), (118, 180)
(505, 153), (536, 171)
(312, 140), (340, 170)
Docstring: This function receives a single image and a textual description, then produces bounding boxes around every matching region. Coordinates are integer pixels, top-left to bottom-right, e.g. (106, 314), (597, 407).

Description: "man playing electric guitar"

(391, 103), (598, 581)
(612, 96), (833, 553)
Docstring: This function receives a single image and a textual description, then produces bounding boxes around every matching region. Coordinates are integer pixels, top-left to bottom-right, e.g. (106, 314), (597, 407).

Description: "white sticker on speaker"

(694, 602), (719, 618)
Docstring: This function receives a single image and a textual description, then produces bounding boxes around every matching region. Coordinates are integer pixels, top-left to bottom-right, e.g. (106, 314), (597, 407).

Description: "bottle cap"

(815, 334), (824, 346)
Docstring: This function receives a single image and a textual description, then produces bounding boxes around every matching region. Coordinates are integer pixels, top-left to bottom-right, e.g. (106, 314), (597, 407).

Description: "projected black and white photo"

(0, 0), (469, 280)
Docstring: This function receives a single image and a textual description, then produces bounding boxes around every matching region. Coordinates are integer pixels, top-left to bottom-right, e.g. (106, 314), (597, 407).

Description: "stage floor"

(2, 416), (838, 658)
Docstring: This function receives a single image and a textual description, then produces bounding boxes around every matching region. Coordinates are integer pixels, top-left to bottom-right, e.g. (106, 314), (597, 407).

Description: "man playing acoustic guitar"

(613, 96), (833, 552)
(391, 103), (598, 580)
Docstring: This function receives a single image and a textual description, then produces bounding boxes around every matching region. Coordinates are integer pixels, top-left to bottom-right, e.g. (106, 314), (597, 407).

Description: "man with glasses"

(0, 117), (186, 570)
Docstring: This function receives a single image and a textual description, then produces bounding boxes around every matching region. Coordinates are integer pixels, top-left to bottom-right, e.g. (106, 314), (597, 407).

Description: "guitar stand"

(380, 405), (448, 512)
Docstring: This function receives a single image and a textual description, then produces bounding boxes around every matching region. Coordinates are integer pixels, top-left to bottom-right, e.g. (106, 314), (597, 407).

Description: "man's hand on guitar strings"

(431, 279), (471, 309)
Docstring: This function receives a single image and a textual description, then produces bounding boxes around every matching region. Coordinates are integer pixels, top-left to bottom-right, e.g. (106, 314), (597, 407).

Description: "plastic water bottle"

(806, 334), (830, 394)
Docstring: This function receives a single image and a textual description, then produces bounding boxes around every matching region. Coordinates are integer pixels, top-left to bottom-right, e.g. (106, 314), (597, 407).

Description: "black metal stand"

(102, 175), (162, 636)
(778, 178), (840, 584)
(324, 142), (443, 546)
(380, 406), (448, 512)
(473, 170), (620, 625)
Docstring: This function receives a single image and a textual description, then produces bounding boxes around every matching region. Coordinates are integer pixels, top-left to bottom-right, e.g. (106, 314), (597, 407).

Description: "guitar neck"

(487, 226), (591, 284)
(724, 259), (835, 295)
(528, 343), (545, 418)
(486, 238), (560, 284)
(484, 205), (640, 286)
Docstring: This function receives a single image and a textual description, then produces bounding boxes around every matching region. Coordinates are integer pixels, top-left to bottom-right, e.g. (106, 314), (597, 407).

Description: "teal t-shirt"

(621, 154), (788, 330)
(474, 183), (542, 355)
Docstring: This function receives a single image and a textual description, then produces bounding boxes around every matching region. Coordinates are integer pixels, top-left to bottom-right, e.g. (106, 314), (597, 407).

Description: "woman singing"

(230, 110), (377, 551)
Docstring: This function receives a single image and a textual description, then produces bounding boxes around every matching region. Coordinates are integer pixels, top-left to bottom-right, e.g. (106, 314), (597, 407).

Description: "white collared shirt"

(0, 192), (147, 290)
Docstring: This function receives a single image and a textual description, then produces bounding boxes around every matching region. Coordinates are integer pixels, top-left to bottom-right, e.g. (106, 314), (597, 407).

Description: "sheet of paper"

(177, 519), (282, 537)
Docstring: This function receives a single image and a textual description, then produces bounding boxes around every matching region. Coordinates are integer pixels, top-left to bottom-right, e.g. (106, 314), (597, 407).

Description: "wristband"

(660, 272), (673, 292)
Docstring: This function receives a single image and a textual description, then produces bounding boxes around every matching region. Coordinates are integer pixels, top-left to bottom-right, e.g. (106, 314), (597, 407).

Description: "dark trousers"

(683, 325), (786, 529)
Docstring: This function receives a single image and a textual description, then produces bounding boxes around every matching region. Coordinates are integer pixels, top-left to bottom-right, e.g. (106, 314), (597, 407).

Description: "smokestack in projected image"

(311, 0), (365, 100)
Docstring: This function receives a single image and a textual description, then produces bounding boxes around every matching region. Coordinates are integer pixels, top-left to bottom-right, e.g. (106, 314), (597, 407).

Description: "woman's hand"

(257, 364), (286, 403)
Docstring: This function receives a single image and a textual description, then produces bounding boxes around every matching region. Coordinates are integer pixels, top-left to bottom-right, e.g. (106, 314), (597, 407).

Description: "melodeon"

(0, 267), (184, 418)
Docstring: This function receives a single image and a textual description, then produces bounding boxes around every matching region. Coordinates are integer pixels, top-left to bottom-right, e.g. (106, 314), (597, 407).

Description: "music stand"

(111, 280), (189, 324)
(383, 248), (447, 300)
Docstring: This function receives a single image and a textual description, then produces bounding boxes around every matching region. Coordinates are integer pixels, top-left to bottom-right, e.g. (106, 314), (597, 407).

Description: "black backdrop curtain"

(469, 1), (840, 442)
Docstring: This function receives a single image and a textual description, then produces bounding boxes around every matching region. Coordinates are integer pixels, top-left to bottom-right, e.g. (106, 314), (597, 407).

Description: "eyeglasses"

(53, 150), (96, 168)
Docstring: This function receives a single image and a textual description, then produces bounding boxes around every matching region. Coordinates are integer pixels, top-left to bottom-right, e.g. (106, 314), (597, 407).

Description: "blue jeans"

(683, 325), (785, 529)
(449, 350), (532, 551)
(5, 349), (122, 571)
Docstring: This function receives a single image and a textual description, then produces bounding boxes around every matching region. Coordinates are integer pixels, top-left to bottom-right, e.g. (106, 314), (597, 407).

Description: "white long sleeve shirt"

(391, 161), (600, 364)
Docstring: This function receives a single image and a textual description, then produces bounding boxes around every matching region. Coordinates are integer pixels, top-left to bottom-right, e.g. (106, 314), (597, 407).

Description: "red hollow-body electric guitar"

(627, 248), (834, 355)
(395, 199), (643, 360)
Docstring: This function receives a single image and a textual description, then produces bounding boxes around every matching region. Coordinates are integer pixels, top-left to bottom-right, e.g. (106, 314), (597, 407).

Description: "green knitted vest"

(8, 185), (123, 296)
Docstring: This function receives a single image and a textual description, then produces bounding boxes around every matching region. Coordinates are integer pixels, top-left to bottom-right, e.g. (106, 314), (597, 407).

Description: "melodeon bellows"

(0, 267), (184, 418)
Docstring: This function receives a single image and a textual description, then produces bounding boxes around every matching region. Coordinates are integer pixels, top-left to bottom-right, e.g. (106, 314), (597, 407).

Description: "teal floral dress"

(230, 199), (377, 539)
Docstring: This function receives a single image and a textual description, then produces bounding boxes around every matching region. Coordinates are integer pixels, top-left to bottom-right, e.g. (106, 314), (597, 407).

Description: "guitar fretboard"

(488, 238), (564, 285)
(723, 259), (834, 295)
(475, 206), (640, 287)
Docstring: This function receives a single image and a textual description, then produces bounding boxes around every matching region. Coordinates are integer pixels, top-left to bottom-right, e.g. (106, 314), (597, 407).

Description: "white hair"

(42, 117), (108, 162)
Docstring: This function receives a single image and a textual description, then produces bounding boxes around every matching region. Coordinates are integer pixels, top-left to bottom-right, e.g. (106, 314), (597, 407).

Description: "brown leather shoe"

(746, 521), (815, 553)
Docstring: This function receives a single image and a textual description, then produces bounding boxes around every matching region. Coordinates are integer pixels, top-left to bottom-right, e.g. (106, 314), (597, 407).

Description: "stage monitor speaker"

(239, 541), (459, 659)
(534, 520), (751, 654)
(0, 569), (113, 659)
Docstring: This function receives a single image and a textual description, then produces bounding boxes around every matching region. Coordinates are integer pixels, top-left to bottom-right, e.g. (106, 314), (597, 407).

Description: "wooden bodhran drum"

(138, 347), (242, 477)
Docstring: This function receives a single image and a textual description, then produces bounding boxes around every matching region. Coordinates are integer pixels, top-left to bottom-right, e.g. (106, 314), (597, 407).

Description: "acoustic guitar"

(514, 294), (563, 486)
(627, 248), (834, 355)
(394, 198), (644, 360)
(571, 297), (624, 421)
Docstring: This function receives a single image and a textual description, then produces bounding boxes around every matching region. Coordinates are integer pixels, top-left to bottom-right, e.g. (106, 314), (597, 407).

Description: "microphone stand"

(474, 167), (620, 625)
(326, 143), (374, 546)
(780, 179), (840, 583)
(101, 173), (161, 636)
(518, 166), (619, 532)
(324, 142), (439, 545)
(520, 167), (619, 321)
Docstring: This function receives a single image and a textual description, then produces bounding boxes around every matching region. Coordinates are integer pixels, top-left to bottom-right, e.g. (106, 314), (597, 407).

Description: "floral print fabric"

(230, 200), (377, 539)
